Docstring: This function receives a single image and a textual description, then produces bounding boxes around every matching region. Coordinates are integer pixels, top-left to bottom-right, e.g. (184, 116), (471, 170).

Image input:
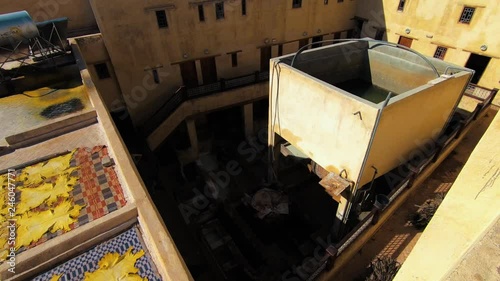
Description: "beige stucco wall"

(0, 0), (97, 32)
(75, 35), (124, 112)
(89, 0), (358, 125)
(269, 62), (379, 184)
(360, 72), (471, 186)
(356, 0), (500, 104)
(394, 107), (500, 281)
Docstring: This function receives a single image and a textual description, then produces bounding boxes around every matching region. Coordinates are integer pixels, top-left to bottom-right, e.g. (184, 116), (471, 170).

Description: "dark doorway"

(299, 38), (309, 50)
(179, 61), (198, 87)
(200, 57), (218, 84)
(260, 46), (272, 71)
(333, 32), (341, 44)
(374, 28), (385, 40)
(465, 53), (491, 84)
(398, 36), (413, 48)
(311, 36), (323, 48)
(346, 29), (354, 39)
(353, 18), (366, 38)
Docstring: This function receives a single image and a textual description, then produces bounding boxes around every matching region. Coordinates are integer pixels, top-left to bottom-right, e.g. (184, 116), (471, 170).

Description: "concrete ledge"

(6, 111), (97, 148)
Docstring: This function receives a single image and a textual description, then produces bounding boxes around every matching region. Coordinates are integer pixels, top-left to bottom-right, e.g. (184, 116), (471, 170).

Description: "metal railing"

(465, 83), (495, 101)
(142, 71), (269, 135)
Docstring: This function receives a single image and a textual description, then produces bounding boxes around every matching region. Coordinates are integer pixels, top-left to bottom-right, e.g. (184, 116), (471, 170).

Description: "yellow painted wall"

(356, 0), (500, 104)
(269, 62), (379, 184)
(360, 72), (471, 186)
(0, 0), (97, 32)
(89, 0), (358, 125)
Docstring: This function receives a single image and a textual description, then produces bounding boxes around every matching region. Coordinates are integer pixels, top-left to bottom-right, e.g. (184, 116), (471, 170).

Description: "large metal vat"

(0, 11), (39, 47)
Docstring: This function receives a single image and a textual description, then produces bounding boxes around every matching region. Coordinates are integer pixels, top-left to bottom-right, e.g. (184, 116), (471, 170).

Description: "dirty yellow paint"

(19, 150), (77, 186)
(0, 151), (82, 260)
(16, 175), (78, 214)
(16, 199), (84, 251)
(83, 247), (147, 281)
(0, 174), (8, 214)
(0, 85), (92, 146)
(0, 219), (8, 261)
(49, 274), (62, 281)
(0, 174), (9, 260)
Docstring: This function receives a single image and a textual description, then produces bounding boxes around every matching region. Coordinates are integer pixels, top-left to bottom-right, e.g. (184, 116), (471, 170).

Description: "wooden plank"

(6, 111), (97, 147)
(0, 204), (138, 280)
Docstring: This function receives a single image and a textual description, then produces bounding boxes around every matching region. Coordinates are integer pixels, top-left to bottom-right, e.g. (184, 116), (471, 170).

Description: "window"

(231, 53), (238, 67)
(198, 5), (205, 22)
(398, 36), (413, 48)
(94, 63), (110, 79)
(324, 0), (328, 4)
(152, 69), (160, 84)
(292, 0), (302, 8)
(459, 7), (475, 24)
(242, 0), (247, 15)
(397, 0), (406, 11)
(155, 10), (168, 28)
(433, 46), (447, 60)
(338, 0), (344, 3)
(215, 2), (225, 19)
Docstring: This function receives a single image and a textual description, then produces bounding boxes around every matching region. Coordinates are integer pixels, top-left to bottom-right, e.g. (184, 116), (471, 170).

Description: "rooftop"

(0, 41), (190, 280)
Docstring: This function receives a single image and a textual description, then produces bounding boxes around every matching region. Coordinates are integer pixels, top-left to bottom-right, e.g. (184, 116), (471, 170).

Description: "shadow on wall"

(355, 0), (387, 42)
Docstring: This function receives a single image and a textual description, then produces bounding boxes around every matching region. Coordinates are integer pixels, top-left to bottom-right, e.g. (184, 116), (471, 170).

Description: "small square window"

(198, 5), (205, 22)
(397, 0), (406, 11)
(324, 0), (329, 4)
(155, 10), (168, 28)
(433, 46), (448, 60)
(293, 0), (302, 9)
(215, 2), (225, 19)
(242, 0), (247, 15)
(338, 0), (344, 3)
(94, 63), (110, 79)
(459, 7), (475, 24)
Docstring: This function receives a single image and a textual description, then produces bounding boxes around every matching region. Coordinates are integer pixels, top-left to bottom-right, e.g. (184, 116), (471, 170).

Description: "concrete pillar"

(243, 103), (254, 138)
(186, 119), (198, 157)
